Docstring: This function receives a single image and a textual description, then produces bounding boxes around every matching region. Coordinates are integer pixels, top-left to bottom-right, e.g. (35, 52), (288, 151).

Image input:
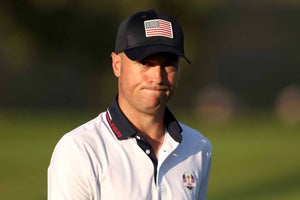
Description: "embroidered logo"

(106, 111), (122, 138)
(182, 172), (196, 190)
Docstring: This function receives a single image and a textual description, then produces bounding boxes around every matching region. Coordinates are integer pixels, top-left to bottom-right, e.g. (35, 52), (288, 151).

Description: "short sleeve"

(48, 136), (93, 200)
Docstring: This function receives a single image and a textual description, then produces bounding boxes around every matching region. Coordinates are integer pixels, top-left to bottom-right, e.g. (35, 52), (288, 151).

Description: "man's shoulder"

(58, 112), (108, 144)
(179, 123), (212, 149)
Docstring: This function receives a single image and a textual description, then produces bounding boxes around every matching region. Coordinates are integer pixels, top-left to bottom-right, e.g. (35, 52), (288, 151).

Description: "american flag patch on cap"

(144, 19), (173, 38)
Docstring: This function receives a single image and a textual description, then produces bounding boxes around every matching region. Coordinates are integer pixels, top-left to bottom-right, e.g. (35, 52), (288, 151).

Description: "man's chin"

(142, 98), (168, 112)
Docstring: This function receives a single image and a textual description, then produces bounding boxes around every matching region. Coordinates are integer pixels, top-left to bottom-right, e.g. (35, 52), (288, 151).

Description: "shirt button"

(136, 135), (141, 140)
(145, 149), (151, 155)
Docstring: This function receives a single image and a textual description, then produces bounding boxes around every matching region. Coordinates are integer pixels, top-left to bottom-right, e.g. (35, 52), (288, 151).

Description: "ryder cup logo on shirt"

(144, 19), (173, 38)
(182, 172), (196, 190)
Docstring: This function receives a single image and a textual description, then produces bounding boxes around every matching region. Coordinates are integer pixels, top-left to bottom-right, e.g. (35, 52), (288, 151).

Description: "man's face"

(111, 52), (180, 115)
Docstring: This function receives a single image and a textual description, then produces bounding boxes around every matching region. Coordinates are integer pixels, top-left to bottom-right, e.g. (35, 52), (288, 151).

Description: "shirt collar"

(106, 96), (182, 142)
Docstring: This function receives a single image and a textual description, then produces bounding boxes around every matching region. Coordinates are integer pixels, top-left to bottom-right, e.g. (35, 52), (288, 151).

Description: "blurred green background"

(1, 0), (300, 199)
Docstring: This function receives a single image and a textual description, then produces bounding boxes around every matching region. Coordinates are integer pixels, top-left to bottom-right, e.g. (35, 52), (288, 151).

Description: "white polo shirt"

(48, 98), (212, 200)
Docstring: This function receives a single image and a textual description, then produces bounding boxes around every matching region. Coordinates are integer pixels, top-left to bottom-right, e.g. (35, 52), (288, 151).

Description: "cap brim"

(124, 45), (191, 64)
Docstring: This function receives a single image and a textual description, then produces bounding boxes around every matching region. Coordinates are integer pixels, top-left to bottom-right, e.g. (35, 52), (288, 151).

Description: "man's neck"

(122, 107), (166, 158)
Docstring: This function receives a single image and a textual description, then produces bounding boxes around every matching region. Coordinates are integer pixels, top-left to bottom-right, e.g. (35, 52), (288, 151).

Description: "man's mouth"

(144, 85), (169, 91)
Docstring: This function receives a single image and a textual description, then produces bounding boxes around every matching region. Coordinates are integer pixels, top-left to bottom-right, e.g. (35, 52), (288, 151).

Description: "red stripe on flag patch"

(144, 19), (173, 38)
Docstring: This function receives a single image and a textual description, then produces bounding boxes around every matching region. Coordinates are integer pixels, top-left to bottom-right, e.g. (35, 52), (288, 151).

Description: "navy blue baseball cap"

(115, 9), (191, 64)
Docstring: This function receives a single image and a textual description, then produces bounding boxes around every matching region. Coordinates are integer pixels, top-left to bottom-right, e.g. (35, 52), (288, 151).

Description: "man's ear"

(111, 52), (121, 77)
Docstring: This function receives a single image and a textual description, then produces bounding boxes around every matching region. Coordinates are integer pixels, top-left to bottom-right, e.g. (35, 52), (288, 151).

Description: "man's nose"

(150, 65), (166, 83)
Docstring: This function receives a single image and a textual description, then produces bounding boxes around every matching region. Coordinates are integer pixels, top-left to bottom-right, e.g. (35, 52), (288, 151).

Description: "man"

(48, 9), (212, 200)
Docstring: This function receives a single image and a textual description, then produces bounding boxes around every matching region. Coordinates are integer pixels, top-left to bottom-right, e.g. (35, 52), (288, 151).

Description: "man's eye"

(140, 61), (147, 65)
(166, 65), (178, 71)
(139, 60), (152, 66)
